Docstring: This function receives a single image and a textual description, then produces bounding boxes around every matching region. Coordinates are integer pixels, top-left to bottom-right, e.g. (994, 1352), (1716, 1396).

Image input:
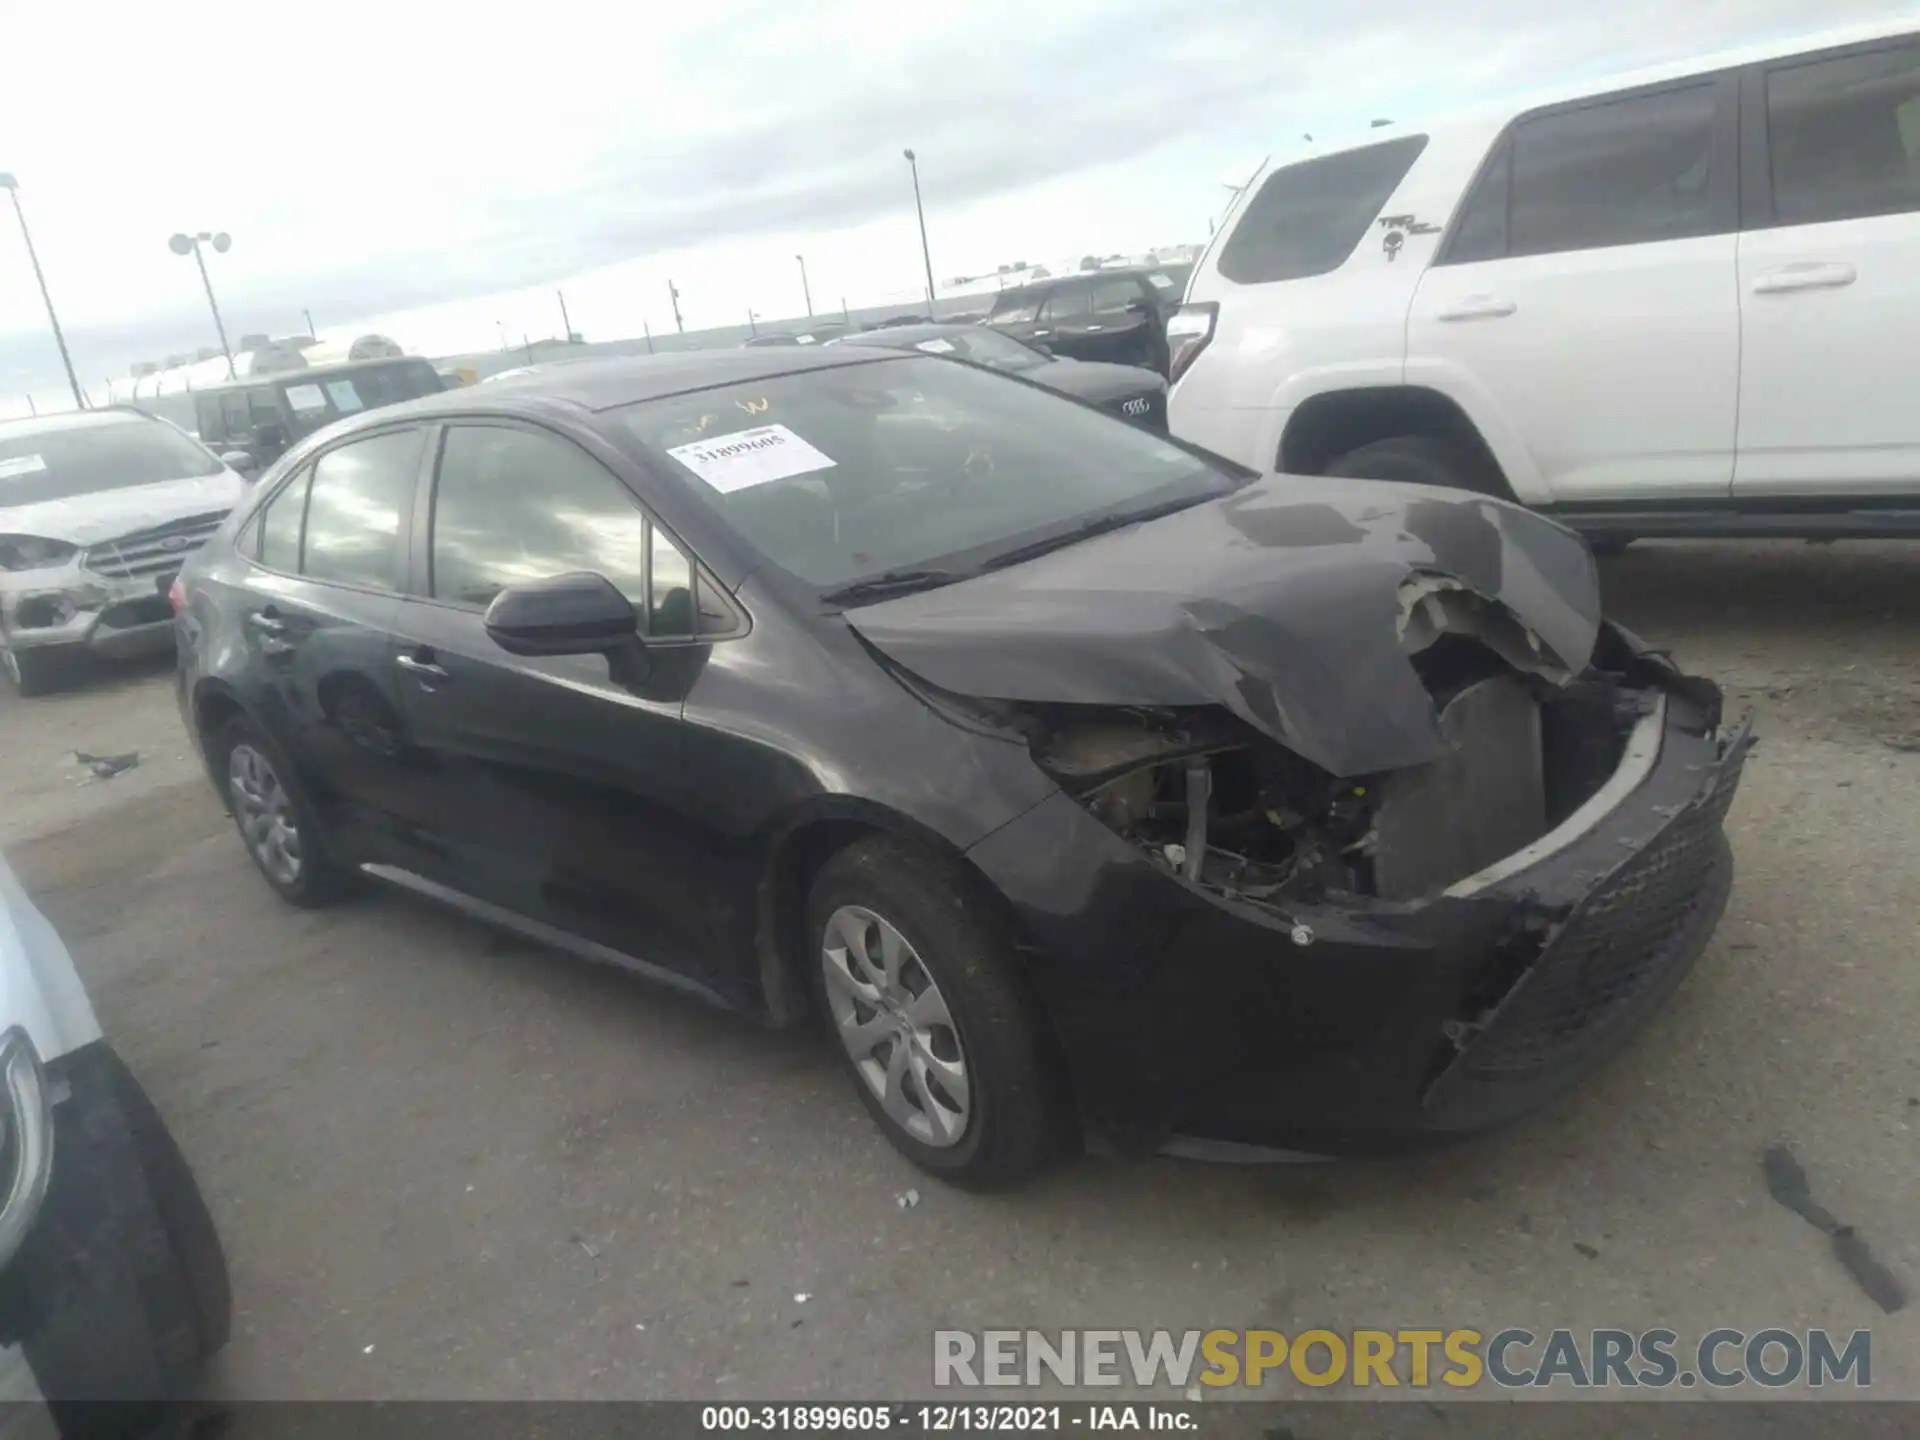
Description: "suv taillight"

(167, 577), (186, 615)
(1165, 302), (1217, 386)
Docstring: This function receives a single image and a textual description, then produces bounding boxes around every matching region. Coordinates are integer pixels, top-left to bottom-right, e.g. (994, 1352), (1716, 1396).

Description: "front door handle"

(1436, 296), (1517, 322)
(1752, 262), (1857, 295)
(396, 652), (450, 682)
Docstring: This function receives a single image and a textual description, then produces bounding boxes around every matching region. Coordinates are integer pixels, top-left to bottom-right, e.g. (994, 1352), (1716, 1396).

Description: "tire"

(1324, 434), (1507, 498)
(207, 714), (352, 907)
(1, 644), (76, 698)
(807, 838), (1058, 1188)
(107, 1054), (231, 1363)
(16, 1047), (227, 1440)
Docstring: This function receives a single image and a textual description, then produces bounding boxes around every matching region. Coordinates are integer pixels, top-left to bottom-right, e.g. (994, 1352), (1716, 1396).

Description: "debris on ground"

(1573, 1242), (1599, 1259)
(1762, 1144), (1908, 1313)
(896, 1188), (920, 1210)
(794, 1292), (812, 1304)
(74, 750), (140, 780)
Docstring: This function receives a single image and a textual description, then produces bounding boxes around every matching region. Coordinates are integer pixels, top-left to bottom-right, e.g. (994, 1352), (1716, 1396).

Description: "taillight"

(1165, 302), (1218, 385)
(167, 577), (187, 615)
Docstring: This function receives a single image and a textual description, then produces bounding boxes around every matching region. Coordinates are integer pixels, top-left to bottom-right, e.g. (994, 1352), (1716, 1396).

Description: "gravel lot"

(1, 540), (1916, 1408)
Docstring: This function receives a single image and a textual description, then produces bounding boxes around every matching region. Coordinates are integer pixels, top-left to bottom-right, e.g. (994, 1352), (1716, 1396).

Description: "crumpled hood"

(845, 474), (1602, 777)
(0, 470), (244, 548)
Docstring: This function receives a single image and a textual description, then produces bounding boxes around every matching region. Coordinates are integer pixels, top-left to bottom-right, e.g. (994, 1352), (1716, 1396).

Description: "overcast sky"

(2, 0), (1911, 409)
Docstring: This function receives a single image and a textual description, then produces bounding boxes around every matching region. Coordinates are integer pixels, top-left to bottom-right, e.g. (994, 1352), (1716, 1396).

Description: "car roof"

(191, 356), (437, 396)
(0, 406), (164, 439)
(321, 347), (901, 430)
(1272, 17), (1917, 167)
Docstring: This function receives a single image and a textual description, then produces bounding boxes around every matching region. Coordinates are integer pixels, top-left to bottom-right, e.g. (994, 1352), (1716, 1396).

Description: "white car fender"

(0, 852), (101, 1068)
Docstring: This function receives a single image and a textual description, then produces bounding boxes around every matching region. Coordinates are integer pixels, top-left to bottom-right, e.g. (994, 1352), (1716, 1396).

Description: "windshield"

(616, 354), (1236, 591)
(986, 291), (1043, 324)
(0, 418), (223, 507)
(891, 328), (1048, 371)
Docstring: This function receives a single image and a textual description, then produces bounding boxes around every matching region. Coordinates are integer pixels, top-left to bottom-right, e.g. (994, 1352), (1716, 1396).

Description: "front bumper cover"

(1, 566), (181, 660)
(966, 683), (1752, 1157)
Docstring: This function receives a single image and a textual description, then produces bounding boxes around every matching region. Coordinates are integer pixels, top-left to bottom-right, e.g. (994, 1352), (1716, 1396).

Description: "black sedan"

(829, 323), (1167, 428)
(170, 349), (1748, 1185)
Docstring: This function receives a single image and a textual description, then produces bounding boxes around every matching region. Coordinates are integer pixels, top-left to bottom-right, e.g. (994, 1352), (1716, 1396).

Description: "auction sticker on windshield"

(667, 423), (836, 494)
(285, 384), (327, 413)
(0, 455), (48, 478)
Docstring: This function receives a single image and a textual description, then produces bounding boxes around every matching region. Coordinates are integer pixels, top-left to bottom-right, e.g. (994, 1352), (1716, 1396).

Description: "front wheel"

(2, 644), (76, 698)
(1324, 434), (1507, 498)
(808, 839), (1060, 1188)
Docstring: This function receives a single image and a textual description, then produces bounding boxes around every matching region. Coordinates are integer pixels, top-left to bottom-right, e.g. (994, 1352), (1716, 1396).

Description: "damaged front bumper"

(0, 566), (182, 661)
(965, 665), (1753, 1158)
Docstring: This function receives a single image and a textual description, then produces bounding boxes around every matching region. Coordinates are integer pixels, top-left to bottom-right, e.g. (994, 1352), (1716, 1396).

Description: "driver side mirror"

(1030, 342), (1054, 357)
(484, 572), (639, 657)
(219, 449), (261, 479)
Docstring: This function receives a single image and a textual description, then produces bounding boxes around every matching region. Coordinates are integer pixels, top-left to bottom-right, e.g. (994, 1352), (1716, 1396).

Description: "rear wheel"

(807, 838), (1059, 1188)
(1, 644), (76, 699)
(209, 715), (351, 907)
(1324, 434), (1508, 498)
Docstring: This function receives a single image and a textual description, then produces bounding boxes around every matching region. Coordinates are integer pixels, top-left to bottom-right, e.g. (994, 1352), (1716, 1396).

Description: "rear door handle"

(1435, 296), (1517, 322)
(1752, 262), (1857, 294)
(245, 610), (293, 654)
(396, 652), (450, 682)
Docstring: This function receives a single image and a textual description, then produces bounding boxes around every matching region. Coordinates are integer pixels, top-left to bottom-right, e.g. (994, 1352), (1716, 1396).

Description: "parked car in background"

(190, 357), (445, 477)
(0, 846), (230, 1435)
(1169, 19), (1920, 544)
(829, 322), (1168, 428)
(1, 409), (246, 697)
(172, 348), (1747, 1186)
(984, 267), (1187, 373)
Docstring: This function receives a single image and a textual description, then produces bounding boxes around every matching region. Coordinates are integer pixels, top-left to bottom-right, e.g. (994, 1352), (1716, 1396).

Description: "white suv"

(1168, 19), (1920, 544)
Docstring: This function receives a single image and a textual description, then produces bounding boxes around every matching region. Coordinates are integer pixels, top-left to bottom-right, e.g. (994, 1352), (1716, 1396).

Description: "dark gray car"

(829, 324), (1168, 429)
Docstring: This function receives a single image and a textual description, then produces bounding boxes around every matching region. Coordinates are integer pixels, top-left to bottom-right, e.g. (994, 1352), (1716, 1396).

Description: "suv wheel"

(1324, 435), (1506, 498)
(807, 838), (1059, 1188)
(210, 716), (351, 907)
(2, 644), (74, 698)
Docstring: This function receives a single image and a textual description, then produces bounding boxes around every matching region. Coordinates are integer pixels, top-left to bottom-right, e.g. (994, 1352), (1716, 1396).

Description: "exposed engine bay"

(1019, 617), (1677, 910)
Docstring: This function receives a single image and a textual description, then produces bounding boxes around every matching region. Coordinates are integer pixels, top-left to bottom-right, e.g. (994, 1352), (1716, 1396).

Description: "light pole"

(903, 149), (937, 315)
(747, 309), (759, 337)
(1, 174), (84, 410)
(168, 231), (235, 379)
(496, 320), (509, 352)
(302, 308), (316, 338)
(667, 280), (684, 334)
(796, 254), (813, 318)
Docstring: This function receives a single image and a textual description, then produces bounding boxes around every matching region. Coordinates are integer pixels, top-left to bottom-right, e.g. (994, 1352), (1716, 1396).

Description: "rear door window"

(1217, 136), (1429, 283)
(299, 428), (424, 591)
(255, 468), (311, 571)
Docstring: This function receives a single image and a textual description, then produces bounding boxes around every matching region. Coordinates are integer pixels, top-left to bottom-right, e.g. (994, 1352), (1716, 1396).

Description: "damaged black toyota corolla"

(173, 349), (1751, 1186)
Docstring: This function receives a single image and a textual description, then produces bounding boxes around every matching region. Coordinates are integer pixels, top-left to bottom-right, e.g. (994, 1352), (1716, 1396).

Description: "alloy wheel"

(228, 743), (303, 886)
(821, 905), (971, 1148)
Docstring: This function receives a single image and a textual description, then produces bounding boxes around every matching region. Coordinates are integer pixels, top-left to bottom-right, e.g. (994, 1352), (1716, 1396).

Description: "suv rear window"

(1216, 136), (1428, 284)
(277, 361), (443, 427)
(0, 417), (222, 506)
